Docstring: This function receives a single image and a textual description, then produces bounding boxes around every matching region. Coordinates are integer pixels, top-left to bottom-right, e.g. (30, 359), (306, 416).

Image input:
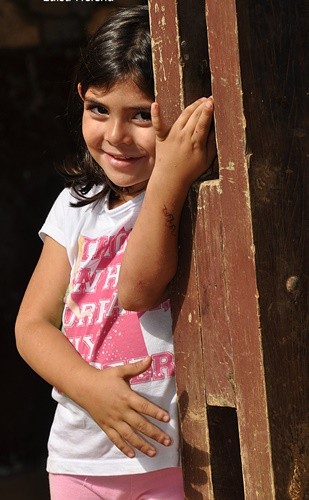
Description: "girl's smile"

(102, 151), (146, 168)
(80, 80), (156, 197)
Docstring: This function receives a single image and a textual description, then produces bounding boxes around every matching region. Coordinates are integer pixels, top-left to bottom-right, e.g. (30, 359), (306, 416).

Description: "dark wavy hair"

(58, 5), (154, 206)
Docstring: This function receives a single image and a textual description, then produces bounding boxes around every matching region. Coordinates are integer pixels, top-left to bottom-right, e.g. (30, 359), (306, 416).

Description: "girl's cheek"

(83, 120), (100, 147)
(81, 116), (90, 143)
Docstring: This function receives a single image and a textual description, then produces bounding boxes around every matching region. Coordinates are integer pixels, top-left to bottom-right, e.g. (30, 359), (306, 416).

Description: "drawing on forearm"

(163, 205), (176, 234)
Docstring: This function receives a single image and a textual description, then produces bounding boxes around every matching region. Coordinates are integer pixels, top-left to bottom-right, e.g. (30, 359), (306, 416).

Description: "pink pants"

(49, 467), (184, 500)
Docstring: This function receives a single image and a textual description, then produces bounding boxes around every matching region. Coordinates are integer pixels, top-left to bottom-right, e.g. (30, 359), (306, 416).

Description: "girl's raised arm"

(118, 97), (215, 311)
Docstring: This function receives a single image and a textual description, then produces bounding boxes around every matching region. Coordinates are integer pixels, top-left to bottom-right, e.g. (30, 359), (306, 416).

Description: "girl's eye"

(87, 104), (108, 116)
(94, 105), (108, 115)
(135, 111), (151, 122)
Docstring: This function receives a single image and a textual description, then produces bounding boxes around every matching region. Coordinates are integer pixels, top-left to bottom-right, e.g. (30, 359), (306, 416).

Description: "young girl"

(15, 5), (214, 499)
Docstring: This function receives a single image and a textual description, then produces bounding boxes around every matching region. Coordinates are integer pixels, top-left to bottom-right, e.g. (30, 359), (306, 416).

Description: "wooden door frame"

(149, 0), (308, 498)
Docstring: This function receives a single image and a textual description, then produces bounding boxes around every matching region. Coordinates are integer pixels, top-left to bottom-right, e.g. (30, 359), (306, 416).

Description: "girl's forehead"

(85, 79), (152, 102)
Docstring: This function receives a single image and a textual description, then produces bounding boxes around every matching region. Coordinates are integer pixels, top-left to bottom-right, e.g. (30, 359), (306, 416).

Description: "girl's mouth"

(103, 151), (143, 167)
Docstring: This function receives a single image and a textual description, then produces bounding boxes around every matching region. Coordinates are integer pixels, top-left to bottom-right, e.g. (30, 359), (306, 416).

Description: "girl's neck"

(108, 181), (147, 209)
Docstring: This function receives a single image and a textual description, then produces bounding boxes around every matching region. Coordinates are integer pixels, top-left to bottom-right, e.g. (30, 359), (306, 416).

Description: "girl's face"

(80, 79), (156, 196)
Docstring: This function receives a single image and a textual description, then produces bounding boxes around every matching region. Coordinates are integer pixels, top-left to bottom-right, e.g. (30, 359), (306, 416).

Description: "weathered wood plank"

(177, 0), (236, 409)
(172, 196), (214, 499)
(236, 1), (309, 496)
(149, 1), (214, 497)
(194, 183), (236, 408)
(206, 0), (276, 496)
(148, 0), (183, 123)
(150, 0), (308, 497)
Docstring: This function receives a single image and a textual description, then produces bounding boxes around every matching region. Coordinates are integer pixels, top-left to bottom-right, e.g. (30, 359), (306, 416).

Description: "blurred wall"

(0, 0), (145, 476)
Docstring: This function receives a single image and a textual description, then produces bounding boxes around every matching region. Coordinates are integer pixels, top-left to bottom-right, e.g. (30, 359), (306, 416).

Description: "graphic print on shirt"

(62, 227), (175, 385)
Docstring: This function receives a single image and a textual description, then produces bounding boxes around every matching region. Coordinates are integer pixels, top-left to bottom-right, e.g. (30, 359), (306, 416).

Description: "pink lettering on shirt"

(61, 228), (174, 383)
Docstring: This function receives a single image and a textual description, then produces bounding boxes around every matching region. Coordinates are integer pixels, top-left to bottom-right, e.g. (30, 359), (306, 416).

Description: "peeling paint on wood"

(149, 0), (308, 497)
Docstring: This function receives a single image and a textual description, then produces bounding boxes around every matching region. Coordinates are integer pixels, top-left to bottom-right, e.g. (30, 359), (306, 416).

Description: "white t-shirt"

(39, 187), (180, 476)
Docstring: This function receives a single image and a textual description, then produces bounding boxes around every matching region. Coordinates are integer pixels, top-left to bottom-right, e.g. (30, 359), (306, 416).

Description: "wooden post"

(148, 0), (308, 498)
(234, 1), (308, 497)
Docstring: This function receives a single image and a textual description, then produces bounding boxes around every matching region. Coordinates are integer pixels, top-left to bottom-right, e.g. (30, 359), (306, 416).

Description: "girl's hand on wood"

(80, 356), (172, 458)
(151, 97), (216, 188)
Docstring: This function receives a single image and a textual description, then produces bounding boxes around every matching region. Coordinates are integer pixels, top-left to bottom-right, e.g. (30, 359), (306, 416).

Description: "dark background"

(0, 0), (145, 497)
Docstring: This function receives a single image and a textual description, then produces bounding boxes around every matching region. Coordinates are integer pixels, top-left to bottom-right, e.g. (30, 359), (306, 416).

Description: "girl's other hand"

(78, 356), (172, 458)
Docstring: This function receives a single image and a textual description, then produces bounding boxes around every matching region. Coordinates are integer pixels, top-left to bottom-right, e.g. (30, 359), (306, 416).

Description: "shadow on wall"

(0, 0), (145, 497)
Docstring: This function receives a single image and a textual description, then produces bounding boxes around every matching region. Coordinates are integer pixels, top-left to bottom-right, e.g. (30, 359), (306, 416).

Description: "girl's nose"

(105, 119), (132, 146)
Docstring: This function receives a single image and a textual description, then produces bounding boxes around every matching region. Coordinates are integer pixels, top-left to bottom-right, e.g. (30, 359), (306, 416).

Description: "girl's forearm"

(15, 319), (96, 406)
(118, 170), (190, 311)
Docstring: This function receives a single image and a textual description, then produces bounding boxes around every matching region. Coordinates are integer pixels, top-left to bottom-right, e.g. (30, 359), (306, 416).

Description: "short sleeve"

(39, 188), (71, 247)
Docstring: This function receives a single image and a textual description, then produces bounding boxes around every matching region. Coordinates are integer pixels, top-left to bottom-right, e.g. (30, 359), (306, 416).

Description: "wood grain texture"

(149, 0), (308, 497)
(206, 0), (275, 495)
(236, 0), (309, 496)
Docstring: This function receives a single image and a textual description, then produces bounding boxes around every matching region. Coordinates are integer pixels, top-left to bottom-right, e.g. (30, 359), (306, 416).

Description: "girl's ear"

(77, 83), (84, 101)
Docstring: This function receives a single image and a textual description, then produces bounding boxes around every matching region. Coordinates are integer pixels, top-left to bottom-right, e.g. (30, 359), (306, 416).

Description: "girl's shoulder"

(53, 185), (107, 210)
(39, 185), (107, 247)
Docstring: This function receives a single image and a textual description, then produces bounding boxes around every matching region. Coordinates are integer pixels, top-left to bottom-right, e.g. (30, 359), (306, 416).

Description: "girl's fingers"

(121, 356), (153, 380)
(104, 409), (172, 458)
(118, 359), (171, 423)
(191, 97), (214, 142)
(153, 98), (206, 136)
(177, 96), (213, 130)
(152, 96), (214, 142)
(151, 102), (169, 141)
(105, 421), (158, 459)
(105, 427), (136, 458)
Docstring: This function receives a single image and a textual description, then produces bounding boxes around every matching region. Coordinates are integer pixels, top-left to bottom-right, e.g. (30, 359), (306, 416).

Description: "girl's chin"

(99, 167), (150, 193)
